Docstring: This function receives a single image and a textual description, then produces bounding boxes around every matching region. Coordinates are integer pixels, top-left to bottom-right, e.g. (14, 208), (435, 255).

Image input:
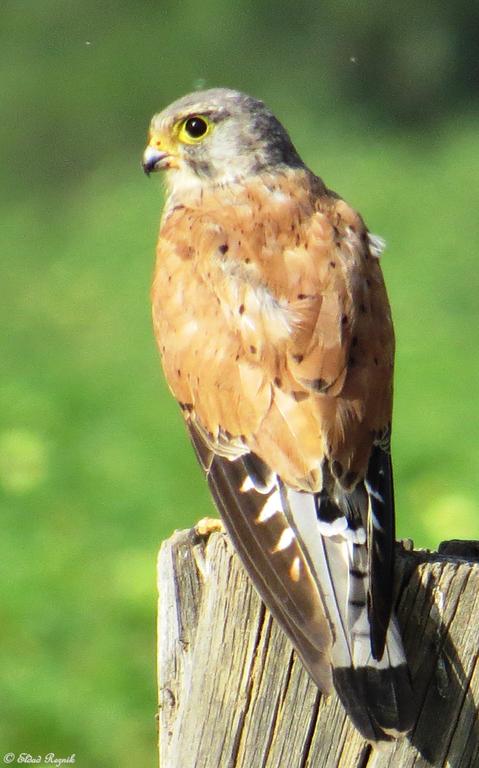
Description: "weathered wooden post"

(157, 527), (479, 768)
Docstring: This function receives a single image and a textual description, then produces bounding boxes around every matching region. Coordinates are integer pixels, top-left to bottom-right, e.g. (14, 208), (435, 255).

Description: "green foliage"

(1, 2), (478, 765)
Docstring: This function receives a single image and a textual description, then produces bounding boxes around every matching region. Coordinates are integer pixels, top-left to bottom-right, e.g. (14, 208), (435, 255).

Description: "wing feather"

(154, 174), (412, 740)
(187, 422), (413, 741)
(187, 423), (334, 693)
(365, 439), (395, 658)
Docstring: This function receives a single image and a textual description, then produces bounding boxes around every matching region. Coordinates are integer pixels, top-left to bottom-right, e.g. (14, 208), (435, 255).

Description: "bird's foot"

(194, 517), (225, 537)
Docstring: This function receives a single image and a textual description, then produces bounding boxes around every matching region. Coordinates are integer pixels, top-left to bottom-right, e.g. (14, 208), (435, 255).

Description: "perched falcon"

(143, 88), (414, 742)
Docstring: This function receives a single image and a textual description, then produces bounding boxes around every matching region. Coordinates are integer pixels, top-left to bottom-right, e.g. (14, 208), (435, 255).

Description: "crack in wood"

(356, 744), (373, 768)
(298, 691), (321, 768)
(229, 602), (268, 767)
(158, 531), (479, 768)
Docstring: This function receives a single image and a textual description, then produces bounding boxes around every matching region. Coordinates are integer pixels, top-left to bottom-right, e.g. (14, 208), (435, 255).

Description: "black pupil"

(185, 117), (207, 138)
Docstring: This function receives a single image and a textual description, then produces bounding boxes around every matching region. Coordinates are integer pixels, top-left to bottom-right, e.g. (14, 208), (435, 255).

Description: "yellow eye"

(177, 115), (211, 144)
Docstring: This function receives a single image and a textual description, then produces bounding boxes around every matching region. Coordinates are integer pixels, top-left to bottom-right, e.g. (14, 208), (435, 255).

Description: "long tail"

(188, 423), (414, 741)
(281, 481), (414, 741)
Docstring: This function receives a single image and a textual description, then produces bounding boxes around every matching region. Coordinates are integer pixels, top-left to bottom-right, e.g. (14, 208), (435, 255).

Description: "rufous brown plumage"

(144, 88), (414, 742)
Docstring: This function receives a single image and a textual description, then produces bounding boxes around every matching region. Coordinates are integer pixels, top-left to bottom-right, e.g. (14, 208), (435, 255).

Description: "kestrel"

(143, 88), (414, 742)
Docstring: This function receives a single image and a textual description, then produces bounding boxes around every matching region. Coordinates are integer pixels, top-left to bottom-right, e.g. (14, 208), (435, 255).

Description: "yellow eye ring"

(177, 115), (212, 144)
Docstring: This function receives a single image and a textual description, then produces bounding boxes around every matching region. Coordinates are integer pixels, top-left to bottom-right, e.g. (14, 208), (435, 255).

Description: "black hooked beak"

(142, 146), (169, 176)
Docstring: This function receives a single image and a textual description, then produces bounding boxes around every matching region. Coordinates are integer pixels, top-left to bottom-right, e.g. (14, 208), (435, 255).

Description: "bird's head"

(142, 88), (303, 192)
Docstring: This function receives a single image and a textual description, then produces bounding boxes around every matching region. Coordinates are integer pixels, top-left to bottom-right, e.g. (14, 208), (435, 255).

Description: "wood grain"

(158, 529), (479, 768)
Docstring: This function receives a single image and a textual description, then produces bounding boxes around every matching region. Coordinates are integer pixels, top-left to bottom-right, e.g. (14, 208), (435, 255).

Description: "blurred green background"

(1, 1), (478, 765)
